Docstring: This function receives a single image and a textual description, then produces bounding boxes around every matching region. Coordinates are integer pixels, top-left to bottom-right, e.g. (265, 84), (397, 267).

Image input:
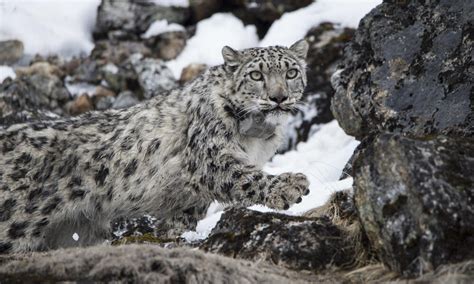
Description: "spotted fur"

(0, 40), (310, 253)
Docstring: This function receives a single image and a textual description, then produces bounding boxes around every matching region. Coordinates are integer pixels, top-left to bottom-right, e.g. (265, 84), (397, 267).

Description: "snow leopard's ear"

(222, 46), (241, 68)
(289, 39), (309, 60)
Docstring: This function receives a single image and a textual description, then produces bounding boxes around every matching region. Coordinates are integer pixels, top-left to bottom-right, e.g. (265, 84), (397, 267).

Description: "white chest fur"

(241, 126), (285, 169)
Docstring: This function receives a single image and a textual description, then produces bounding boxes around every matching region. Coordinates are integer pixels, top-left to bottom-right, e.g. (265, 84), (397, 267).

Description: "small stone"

(0, 40), (24, 65)
(94, 96), (115, 110)
(94, 86), (116, 98)
(112, 91), (139, 109)
(130, 54), (177, 98)
(179, 63), (207, 83)
(92, 86), (116, 110)
(69, 94), (93, 115)
(145, 31), (187, 60)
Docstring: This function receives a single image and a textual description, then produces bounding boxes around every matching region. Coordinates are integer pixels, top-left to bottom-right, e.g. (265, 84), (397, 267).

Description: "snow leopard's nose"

(269, 91), (288, 104)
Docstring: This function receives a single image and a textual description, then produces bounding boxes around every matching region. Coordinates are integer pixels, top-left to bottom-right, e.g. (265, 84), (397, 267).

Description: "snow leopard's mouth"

(263, 105), (296, 114)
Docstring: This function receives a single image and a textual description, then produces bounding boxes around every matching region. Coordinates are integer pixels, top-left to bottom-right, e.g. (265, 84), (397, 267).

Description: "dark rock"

(189, 0), (223, 22)
(201, 207), (355, 270)
(130, 54), (177, 99)
(112, 215), (157, 240)
(224, 0), (313, 38)
(144, 31), (187, 60)
(112, 90), (140, 109)
(331, 0), (474, 139)
(93, 0), (189, 40)
(354, 134), (474, 276)
(0, 40), (24, 65)
(70, 58), (103, 84)
(0, 245), (314, 283)
(284, 23), (355, 150)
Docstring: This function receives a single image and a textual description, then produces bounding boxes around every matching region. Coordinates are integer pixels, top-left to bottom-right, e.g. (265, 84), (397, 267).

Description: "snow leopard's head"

(222, 40), (308, 120)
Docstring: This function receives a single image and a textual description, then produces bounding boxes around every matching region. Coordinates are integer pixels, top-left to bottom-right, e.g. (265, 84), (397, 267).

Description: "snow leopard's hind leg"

(154, 202), (210, 240)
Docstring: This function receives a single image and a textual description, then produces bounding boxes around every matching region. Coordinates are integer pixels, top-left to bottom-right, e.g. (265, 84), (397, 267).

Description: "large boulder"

(0, 245), (314, 283)
(93, 0), (189, 40)
(353, 134), (474, 276)
(331, 0), (473, 139)
(201, 207), (356, 271)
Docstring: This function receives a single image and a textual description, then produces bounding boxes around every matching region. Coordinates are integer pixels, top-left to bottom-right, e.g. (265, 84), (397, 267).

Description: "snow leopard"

(0, 40), (310, 253)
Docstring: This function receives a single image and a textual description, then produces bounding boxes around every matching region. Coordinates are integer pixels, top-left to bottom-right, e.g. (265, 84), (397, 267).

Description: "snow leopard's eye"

(286, 69), (298, 79)
(249, 71), (263, 81)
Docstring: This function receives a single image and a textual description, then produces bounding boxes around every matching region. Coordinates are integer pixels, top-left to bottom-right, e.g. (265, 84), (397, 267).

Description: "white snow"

(260, 0), (382, 47)
(182, 120), (359, 241)
(72, 233), (79, 241)
(181, 201), (225, 242)
(148, 0), (189, 7)
(142, 20), (185, 39)
(0, 0), (100, 58)
(0, 66), (16, 82)
(166, 13), (259, 78)
(65, 77), (98, 97)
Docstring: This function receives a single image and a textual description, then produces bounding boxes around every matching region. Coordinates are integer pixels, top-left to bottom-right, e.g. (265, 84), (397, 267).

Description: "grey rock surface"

(0, 245), (314, 283)
(331, 0), (473, 139)
(93, 0), (189, 40)
(130, 54), (177, 98)
(201, 207), (355, 271)
(354, 134), (474, 276)
(112, 90), (140, 109)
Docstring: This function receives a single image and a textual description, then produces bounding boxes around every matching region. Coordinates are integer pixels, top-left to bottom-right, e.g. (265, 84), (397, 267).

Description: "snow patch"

(181, 201), (225, 242)
(72, 233), (79, 241)
(0, 0), (100, 57)
(166, 13), (259, 78)
(148, 0), (189, 7)
(142, 20), (185, 39)
(260, 0), (382, 47)
(0, 66), (16, 82)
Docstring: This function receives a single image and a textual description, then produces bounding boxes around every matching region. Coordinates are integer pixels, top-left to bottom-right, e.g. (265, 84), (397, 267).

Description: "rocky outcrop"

(93, 0), (189, 40)
(201, 207), (357, 271)
(331, 0), (473, 139)
(0, 245), (314, 283)
(285, 23), (355, 150)
(353, 134), (474, 276)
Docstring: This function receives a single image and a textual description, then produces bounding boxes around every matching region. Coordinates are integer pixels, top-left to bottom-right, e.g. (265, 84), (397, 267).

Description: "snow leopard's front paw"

(264, 172), (310, 210)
